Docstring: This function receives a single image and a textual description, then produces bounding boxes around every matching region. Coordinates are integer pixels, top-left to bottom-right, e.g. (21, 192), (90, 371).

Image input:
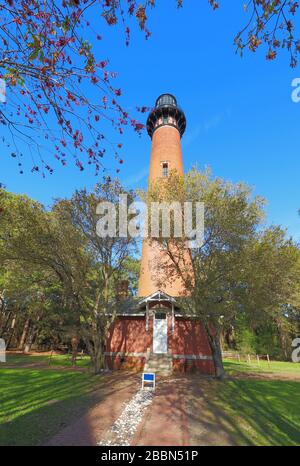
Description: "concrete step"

(144, 361), (172, 367)
(145, 365), (171, 370)
(144, 367), (172, 376)
(149, 355), (172, 360)
(144, 352), (173, 375)
(148, 361), (172, 365)
(145, 359), (172, 365)
(147, 364), (171, 367)
(146, 360), (171, 365)
(145, 368), (171, 373)
(144, 364), (172, 372)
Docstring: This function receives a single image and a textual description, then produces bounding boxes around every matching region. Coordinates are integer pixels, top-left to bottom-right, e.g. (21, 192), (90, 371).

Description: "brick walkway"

(46, 374), (236, 446)
(46, 374), (139, 446)
(133, 378), (189, 446)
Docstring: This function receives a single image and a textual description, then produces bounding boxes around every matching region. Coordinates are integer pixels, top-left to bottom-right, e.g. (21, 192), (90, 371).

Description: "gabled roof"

(138, 290), (177, 305)
(113, 297), (144, 316)
(112, 290), (179, 316)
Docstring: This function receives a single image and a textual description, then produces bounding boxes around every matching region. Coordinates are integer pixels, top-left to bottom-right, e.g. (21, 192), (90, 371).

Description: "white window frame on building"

(161, 161), (169, 178)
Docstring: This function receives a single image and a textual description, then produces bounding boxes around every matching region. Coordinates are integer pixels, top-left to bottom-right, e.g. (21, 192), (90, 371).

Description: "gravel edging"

(98, 389), (154, 446)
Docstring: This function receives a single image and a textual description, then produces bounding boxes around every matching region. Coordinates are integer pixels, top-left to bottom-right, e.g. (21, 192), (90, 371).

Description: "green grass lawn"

(4, 353), (91, 368)
(223, 358), (300, 376)
(0, 368), (104, 446)
(211, 378), (300, 446)
(215, 359), (300, 445)
(1, 355), (300, 446)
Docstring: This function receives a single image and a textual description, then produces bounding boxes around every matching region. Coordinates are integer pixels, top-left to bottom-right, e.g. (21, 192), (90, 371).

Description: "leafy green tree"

(235, 327), (257, 355)
(147, 168), (300, 378)
(0, 261), (61, 351)
(53, 180), (137, 372)
(0, 181), (137, 373)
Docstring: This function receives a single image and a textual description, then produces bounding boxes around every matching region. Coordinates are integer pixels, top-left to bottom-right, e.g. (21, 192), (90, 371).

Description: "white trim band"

(105, 352), (213, 361)
(104, 351), (147, 357)
(173, 354), (213, 360)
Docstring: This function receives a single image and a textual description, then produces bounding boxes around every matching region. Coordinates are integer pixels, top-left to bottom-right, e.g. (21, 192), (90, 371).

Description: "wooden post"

(146, 301), (149, 332)
(257, 354), (260, 365)
(267, 354), (270, 368)
(247, 354), (251, 364)
(171, 302), (175, 333)
(237, 354), (240, 362)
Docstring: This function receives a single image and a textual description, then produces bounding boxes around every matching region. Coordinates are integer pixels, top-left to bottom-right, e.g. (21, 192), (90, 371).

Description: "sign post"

(142, 372), (155, 390)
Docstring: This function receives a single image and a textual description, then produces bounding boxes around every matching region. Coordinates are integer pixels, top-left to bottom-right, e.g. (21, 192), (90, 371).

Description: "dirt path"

(132, 376), (236, 446)
(45, 374), (139, 446)
(133, 377), (189, 446)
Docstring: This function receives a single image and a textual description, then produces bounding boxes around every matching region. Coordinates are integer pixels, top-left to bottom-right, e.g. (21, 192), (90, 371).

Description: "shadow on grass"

(187, 378), (248, 446)
(206, 379), (300, 445)
(0, 391), (99, 446)
(0, 369), (137, 446)
(160, 376), (300, 446)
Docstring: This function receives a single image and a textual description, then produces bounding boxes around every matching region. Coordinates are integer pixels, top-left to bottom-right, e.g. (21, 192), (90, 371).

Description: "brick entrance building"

(105, 95), (214, 375)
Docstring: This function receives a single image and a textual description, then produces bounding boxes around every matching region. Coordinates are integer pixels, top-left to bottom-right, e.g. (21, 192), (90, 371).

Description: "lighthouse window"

(162, 162), (169, 177)
(163, 116), (169, 124)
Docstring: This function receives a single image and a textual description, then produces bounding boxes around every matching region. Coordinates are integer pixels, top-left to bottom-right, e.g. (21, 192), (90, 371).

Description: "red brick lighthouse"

(105, 95), (215, 375)
(138, 93), (190, 297)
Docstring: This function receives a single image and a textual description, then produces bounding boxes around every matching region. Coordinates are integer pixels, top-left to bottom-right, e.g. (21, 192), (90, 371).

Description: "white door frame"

(153, 312), (168, 354)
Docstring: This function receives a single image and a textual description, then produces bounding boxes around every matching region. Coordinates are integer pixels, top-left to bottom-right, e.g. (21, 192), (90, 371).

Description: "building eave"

(137, 290), (177, 306)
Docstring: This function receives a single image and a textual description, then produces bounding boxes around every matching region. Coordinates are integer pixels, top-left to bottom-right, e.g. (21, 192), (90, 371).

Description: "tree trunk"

(6, 314), (16, 349)
(24, 335), (33, 353)
(93, 353), (104, 374)
(224, 325), (235, 349)
(92, 337), (106, 374)
(24, 326), (37, 353)
(24, 315), (40, 353)
(0, 310), (5, 331)
(91, 346), (105, 374)
(276, 317), (289, 360)
(70, 335), (78, 367)
(0, 311), (11, 338)
(204, 322), (226, 379)
(19, 319), (30, 350)
(210, 338), (225, 379)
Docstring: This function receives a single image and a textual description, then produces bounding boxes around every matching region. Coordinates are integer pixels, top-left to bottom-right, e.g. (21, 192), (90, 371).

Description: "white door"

(153, 313), (168, 354)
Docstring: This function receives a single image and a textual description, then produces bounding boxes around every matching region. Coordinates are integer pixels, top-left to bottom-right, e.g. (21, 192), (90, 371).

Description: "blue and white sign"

(142, 372), (155, 390)
(0, 79), (6, 103)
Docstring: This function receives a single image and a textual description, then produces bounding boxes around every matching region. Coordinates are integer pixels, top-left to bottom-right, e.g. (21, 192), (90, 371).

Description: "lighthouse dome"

(147, 93), (186, 139)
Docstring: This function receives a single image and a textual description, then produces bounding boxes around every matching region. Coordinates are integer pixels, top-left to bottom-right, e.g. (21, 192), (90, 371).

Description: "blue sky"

(1, 1), (300, 240)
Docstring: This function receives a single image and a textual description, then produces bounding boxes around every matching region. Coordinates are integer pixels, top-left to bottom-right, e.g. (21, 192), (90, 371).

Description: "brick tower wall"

(138, 125), (193, 297)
